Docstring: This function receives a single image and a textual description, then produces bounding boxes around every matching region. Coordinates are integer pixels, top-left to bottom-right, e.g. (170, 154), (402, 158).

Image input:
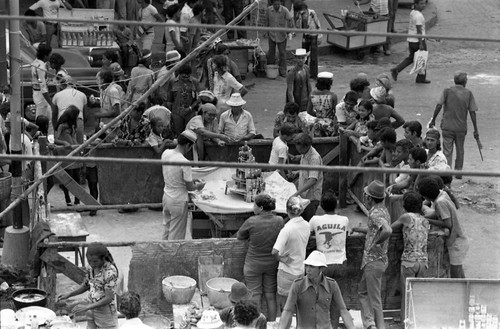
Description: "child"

(418, 176), (469, 278)
(387, 139), (414, 194)
(359, 120), (378, 153)
(340, 100), (374, 152)
(53, 105), (81, 206)
(146, 117), (170, 155)
(403, 120), (423, 148)
(57, 243), (119, 328)
(391, 191), (430, 322)
(268, 123), (297, 178)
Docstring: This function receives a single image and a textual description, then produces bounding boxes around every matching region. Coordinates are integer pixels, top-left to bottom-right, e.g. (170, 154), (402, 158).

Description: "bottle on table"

(31, 315), (39, 329)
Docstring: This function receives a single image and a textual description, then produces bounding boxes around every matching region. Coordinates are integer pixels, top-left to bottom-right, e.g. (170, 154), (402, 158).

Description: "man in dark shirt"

(278, 251), (355, 329)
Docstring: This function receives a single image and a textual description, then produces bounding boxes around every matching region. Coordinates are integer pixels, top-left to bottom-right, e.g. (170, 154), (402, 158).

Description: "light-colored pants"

(162, 194), (189, 240)
(140, 32), (155, 51)
(400, 262), (427, 321)
(359, 260), (387, 329)
(86, 303), (117, 329)
(33, 91), (54, 135)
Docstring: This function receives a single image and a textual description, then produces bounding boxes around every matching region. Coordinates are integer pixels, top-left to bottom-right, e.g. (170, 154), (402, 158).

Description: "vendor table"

(223, 41), (259, 79)
(190, 167), (296, 237)
(47, 213), (89, 266)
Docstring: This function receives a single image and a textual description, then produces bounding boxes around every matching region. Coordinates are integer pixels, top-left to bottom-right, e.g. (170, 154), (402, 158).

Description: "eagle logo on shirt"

(319, 231), (344, 248)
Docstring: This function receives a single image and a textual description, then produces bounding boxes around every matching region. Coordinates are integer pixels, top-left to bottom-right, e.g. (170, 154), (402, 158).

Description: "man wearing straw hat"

(161, 130), (205, 240)
(278, 251), (356, 329)
(219, 93), (256, 143)
(286, 48), (311, 112)
(352, 180), (392, 329)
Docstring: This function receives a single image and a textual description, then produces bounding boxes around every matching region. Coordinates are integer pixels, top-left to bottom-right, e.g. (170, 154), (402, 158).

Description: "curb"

(317, 1), (438, 56)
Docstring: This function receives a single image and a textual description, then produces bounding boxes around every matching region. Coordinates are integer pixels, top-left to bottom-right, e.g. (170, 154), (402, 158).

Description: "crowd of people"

(1, 0), (483, 328)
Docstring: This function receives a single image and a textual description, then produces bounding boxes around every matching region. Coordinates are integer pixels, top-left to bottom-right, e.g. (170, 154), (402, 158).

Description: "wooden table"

(48, 213), (89, 266)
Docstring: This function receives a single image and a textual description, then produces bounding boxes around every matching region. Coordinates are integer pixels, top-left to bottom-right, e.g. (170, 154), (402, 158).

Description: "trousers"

(442, 129), (467, 171)
(162, 194), (189, 240)
(268, 38), (287, 76)
(302, 35), (318, 79)
(222, 0), (246, 40)
(394, 41), (427, 82)
(359, 260), (387, 329)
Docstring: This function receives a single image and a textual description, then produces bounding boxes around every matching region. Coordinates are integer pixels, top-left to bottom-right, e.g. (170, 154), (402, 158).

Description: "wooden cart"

(323, 11), (389, 59)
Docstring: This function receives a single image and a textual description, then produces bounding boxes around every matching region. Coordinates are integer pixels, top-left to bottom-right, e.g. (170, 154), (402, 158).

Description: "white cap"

(304, 251), (327, 267)
(318, 72), (334, 79)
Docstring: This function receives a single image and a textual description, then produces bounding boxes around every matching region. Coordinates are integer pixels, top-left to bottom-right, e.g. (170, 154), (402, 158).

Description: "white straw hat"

(304, 250), (327, 267)
(226, 93), (246, 106)
(294, 48), (308, 56)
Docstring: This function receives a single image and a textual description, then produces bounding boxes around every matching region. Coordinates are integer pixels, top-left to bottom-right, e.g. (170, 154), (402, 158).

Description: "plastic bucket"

(265, 65), (279, 79)
(162, 276), (197, 305)
(198, 255), (224, 294)
(206, 277), (238, 309)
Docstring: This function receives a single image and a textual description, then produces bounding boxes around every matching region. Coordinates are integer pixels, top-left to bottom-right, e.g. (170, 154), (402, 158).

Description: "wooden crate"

(405, 278), (500, 329)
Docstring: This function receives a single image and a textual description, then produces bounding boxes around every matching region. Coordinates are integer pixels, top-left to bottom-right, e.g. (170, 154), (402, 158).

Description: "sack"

(410, 50), (428, 75)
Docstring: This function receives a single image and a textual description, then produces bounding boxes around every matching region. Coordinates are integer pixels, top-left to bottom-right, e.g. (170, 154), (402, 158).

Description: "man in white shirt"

(218, 94), (256, 142)
(52, 76), (87, 143)
(211, 55), (248, 115)
(390, 0), (430, 84)
(162, 130), (205, 240)
(137, 0), (163, 51)
(31, 44), (54, 135)
(29, 0), (72, 47)
(179, 0), (197, 51)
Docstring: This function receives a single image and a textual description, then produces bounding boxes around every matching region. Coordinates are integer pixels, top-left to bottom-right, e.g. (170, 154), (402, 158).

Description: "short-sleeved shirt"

(299, 146), (323, 201)
(139, 4), (159, 30)
(335, 101), (358, 126)
(84, 261), (118, 306)
(212, 72), (243, 109)
(361, 202), (390, 269)
(161, 149), (193, 201)
(127, 65), (154, 104)
(146, 132), (163, 147)
(438, 85), (478, 133)
(218, 109), (256, 141)
(186, 115), (219, 140)
(165, 19), (181, 45)
(273, 111), (307, 135)
(237, 213), (284, 267)
(273, 216), (310, 275)
(426, 150), (448, 170)
(52, 87), (87, 121)
(266, 5), (293, 43)
(433, 190), (468, 265)
(407, 10), (425, 43)
(21, 21), (46, 44)
(310, 214), (349, 265)
(269, 136), (288, 165)
(30, 0), (63, 22)
(370, 0), (389, 16)
(401, 212), (430, 264)
(180, 3), (194, 32)
(101, 82), (123, 125)
(283, 275), (347, 329)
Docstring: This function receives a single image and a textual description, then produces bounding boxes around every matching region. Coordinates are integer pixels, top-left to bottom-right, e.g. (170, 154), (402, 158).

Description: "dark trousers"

(302, 35), (318, 79)
(85, 166), (99, 201)
(268, 38), (287, 76)
(394, 41), (427, 82)
(222, 0), (246, 40)
(301, 199), (319, 222)
(61, 168), (80, 205)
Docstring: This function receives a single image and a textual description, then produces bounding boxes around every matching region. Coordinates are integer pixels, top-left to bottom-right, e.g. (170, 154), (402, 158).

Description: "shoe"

(416, 79), (431, 84)
(89, 210), (97, 216)
(384, 50), (391, 56)
(66, 202), (72, 207)
(390, 68), (398, 81)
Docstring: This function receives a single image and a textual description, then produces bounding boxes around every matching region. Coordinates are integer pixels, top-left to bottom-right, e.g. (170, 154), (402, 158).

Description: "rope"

(3, 14), (500, 43)
(0, 153), (498, 178)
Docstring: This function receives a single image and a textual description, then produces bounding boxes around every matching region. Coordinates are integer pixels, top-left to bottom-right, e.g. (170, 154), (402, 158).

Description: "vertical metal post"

(0, 0), (8, 86)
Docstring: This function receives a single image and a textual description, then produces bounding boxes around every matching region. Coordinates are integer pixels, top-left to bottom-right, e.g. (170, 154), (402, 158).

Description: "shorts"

(277, 269), (303, 297)
(86, 303), (117, 329)
(244, 261), (278, 294)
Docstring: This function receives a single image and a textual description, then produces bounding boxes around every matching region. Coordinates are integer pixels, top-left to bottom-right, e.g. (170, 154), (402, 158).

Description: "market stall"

(222, 40), (260, 79)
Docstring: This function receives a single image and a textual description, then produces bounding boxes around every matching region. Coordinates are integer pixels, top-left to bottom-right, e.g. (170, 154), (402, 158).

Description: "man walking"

(222, 0), (246, 40)
(352, 180), (392, 329)
(294, 3), (321, 79)
(428, 71), (480, 178)
(266, 0), (293, 77)
(278, 251), (356, 329)
(390, 0), (430, 84)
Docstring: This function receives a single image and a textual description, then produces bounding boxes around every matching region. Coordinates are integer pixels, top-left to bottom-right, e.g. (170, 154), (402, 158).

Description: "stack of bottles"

(465, 295), (499, 329)
(234, 142), (265, 203)
(61, 30), (115, 47)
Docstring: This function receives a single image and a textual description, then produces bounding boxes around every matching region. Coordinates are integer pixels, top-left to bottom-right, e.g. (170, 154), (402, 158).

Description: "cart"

(323, 11), (389, 59)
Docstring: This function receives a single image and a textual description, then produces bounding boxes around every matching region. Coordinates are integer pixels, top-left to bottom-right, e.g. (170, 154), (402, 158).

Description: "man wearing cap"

(286, 49), (311, 112)
(161, 130), (205, 240)
(186, 103), (231, 159)
(156, 50), (181, 104)
(352, 180), (392, 329)
(126, 51), (155, 105)
(51, 75), (87, 143)
(219, 282), (267, 329)
(212, 55), (248, 114)
(428, 71), (480, 178)
(279, 251), (356, 329)
(291, 133), (323, 221)
(266, 0), (293, 77)
(219, 94), (256, 143)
